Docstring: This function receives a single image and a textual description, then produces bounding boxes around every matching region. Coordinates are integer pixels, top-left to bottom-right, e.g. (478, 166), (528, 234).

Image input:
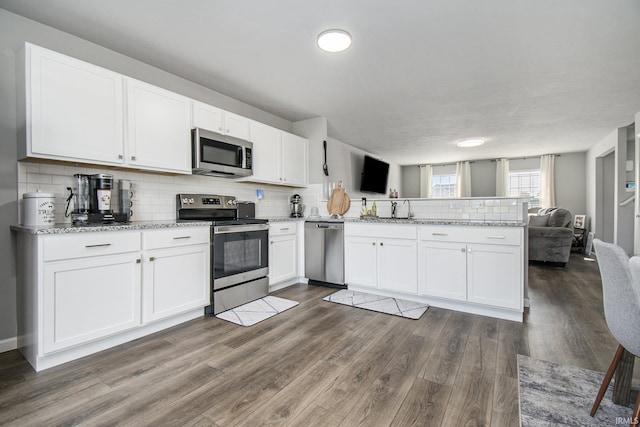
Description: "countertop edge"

(11, 221), (213, 235)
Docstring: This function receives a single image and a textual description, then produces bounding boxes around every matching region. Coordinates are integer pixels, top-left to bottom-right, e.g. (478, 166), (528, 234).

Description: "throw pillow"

(549, 208), (570, 227)
(529, 214), (549, 227)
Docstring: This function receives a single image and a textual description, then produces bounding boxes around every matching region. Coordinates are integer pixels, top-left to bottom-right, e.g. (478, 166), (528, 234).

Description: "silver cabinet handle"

(131, 155), (136, 161)
(271, 241), (274, 244)
(280, 228), (290, 231)
(487, 235), (505, 239)
(461, 247), (466, 252)
(380, 242), (384, 246)
(85, 243), (111, 248)
(149, 256), (155, 261)
(136, 259), (141, 264)
(372, 242), (375, 246)
(118, 154), (123, 159)
(432, 232), (448, 236)
(468, 248), (472, 253)
(173, 236), (191, 240)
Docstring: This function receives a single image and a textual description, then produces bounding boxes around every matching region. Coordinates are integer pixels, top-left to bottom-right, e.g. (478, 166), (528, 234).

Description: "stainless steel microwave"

(191, 128), (253, 177)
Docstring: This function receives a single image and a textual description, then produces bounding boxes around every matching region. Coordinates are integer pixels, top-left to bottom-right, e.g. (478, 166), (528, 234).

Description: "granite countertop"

(318, 217), (526, 227)
(11, 220), (213, 235)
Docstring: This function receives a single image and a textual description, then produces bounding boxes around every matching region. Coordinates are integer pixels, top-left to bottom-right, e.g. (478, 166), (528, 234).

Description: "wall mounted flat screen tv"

(360, 155), (389, 194)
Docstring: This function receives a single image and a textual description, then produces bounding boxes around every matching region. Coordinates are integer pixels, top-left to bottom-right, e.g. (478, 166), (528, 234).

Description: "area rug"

(323, 289), (429, 319)
(215, 296), (298, 327)
(518, 354), (634, 426)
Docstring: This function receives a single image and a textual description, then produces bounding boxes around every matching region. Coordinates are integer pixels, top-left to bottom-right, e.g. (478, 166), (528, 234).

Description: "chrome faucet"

(391, 201), (398, 218)
(403, 199), (413, 219)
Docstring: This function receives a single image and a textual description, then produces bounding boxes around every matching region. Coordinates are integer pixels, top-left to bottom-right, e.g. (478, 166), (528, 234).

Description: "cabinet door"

(43, 253), (141, 353)
(378, 239), (417, 293)
(192, 101), (224, 134)
(418, 240), (467, 301)
(143, 243), (210, 323)
(28, 44), (124, 164)
(269, 234), (297, 285)
(467, 244), (522, 310)
(224, 111), (250, 141)
(281, 132), (308, 186)
(249, 121), (281, 182)
(126, 79), (191, 173)
(344, 236), (378, 288)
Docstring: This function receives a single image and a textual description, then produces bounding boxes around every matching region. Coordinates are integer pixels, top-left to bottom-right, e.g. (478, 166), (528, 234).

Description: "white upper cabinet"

(192, 101), (250, 141)
(281, 132), (308, 187)
(245, 120), (308, 187)
(249, 121), (281, 182)
(23, 43), (125, 165)
(126, 79), (191, 173)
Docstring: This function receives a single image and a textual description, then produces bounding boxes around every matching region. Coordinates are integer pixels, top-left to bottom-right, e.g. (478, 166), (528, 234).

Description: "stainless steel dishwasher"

(304, 221), (345, 288)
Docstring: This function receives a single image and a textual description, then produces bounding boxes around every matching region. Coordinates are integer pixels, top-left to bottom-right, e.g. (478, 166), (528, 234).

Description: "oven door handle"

(214, 224), (270, 234)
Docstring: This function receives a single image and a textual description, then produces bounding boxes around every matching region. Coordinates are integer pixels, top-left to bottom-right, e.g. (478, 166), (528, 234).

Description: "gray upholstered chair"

(528, 207), (574, 266)
(590, 239), (640, 425)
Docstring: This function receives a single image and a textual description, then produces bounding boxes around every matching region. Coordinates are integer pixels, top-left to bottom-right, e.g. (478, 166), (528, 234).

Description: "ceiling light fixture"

(457, 138), (486, 148)
(317, 29), (352, 53)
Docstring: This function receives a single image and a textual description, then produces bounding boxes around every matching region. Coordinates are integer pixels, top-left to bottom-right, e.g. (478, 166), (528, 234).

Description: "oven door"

(213, 224), (269, 289)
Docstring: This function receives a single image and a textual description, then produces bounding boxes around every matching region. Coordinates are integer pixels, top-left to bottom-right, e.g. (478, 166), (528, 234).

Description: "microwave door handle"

(241, 146), (247, 169)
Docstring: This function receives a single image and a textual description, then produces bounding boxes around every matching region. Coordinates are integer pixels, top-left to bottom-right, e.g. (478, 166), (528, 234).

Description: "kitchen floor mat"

(215, 296), (298, 327)
(323, 289), (428, 319)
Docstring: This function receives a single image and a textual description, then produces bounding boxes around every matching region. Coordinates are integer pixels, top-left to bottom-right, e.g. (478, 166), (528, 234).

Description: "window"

(509, 169), (540, 207)
(432, 174), (457, 198)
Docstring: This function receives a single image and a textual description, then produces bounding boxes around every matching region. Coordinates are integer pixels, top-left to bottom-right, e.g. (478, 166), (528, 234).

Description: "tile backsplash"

(17, 162), (296, 224)
(299, 184), (527, 223)
(17, 162), (527, 224)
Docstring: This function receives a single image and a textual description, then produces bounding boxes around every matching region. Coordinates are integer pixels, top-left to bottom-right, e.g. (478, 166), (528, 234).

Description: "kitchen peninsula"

(305, 195), (529, 322)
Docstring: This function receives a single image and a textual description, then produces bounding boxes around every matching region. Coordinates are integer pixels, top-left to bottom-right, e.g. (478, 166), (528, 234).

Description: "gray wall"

(400, 152), (588, 217)
(0, 9), (297, 344)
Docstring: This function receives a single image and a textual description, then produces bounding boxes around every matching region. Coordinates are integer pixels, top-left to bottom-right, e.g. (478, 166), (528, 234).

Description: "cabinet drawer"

(269, 222), (297, 236)
(43, 231), (141, 261)
(143, 227), (210, 250)
(419, 225), (468, 242)
(464, 227), (522, 246)
(345, 223), (417, 239)
(419, 225), (521, 246)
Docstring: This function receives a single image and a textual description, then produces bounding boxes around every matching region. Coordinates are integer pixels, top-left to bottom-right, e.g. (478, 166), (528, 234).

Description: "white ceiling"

(2, 0), (640, 165)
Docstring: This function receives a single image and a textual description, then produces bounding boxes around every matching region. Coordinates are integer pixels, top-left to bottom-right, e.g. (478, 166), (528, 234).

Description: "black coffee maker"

(86, 173), (115, 223)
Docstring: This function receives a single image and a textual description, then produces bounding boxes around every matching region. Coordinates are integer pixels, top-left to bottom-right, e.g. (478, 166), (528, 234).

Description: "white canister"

(23, 192), (56, 226)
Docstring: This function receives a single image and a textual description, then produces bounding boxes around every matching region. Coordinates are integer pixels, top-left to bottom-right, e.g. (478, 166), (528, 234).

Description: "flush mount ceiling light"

(457, 138), (486, 148)
(317, 29), (352, 53)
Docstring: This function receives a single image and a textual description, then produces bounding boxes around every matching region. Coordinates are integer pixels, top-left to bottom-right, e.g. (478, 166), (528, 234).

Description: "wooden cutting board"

(327, 181), (351, 215)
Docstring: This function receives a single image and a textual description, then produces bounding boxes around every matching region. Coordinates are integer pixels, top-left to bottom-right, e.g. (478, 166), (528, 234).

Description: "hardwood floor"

(0, 253), (625, 426)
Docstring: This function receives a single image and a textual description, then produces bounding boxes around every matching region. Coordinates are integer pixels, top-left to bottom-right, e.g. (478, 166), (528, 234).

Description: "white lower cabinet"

(418, 241), (467, 301)
(43, 252), (141, 354)
(268, 222), (298, 286)
(418, 225), (523, 311)
(16, 226), (210, 371)
(344, 224), (418, 293)
(142, 227), (210, 322)
(467, 243), (522, 310)
(345, 222), (524, 321)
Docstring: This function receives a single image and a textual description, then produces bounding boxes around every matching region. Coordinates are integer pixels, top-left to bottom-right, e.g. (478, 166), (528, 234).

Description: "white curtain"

(540, 154), (556, 208)
(495, 158), (510, 197)
(419, 165), (432, 198)
(456, 161), (472, 197)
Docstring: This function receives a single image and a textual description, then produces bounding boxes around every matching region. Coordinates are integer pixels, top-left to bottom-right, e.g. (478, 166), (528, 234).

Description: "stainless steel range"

(176, 194), (269, 315)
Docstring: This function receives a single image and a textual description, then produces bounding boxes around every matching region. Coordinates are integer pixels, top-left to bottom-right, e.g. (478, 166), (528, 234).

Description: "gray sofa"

(528, 207), (574, 267)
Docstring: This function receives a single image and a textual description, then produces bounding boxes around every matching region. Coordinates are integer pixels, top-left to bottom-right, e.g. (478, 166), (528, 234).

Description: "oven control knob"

(227, 200), (236, 206)
(188, 198), (195, 204)
(182, 197), (189, 204)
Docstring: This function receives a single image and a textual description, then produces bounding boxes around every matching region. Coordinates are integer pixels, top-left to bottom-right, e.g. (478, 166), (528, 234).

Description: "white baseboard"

(0, 336), (17, 353)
